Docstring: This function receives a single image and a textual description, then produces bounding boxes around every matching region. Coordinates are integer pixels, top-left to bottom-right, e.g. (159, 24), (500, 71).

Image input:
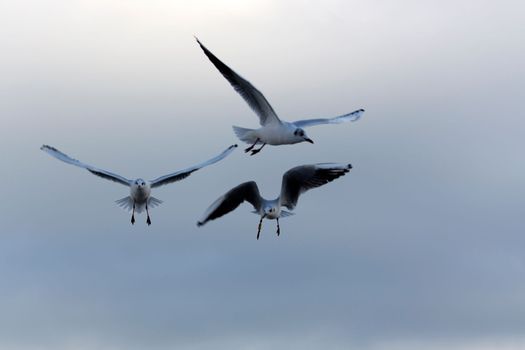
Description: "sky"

(1, 0), (524, 349)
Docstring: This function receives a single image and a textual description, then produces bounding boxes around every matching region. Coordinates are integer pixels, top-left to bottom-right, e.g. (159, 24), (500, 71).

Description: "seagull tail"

(148, 196), (163, 209)
(232, 126), (257, 144)
(115, 196), (134, 212)
(280, 210), (295, 218)
(115, 196), (163, 213)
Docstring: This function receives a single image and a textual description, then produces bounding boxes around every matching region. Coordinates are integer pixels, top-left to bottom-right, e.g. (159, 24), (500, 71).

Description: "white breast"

(130, 185), (151, 203)
(258, 123), (297, 145)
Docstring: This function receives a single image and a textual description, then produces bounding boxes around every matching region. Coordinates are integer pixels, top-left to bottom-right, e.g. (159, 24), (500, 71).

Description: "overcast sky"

(1, 0), (524, 349)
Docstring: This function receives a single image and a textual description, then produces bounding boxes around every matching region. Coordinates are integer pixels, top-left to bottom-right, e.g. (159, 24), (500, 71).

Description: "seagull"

(197, 163), (351, 239)
(41, 144), (237, 225)
(196, 37), (365, 155)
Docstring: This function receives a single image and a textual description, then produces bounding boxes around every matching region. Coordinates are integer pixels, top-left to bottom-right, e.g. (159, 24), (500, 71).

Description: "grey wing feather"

(280, 163), (352, 210)
(150, 144), (237, 188)
(196, 37), (281, 126)
(293, 109), (364, 128)
(41, 145), (131, 186)
(197, 181), (262, 226)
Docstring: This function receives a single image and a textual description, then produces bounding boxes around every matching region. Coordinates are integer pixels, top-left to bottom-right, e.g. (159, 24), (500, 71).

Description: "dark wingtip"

(348, 164), (352, 169)
(41, 144), (56, 152)
(194, 36), (205, 48)
(197, 221), (204, 227)
(232, 144), (238, 148)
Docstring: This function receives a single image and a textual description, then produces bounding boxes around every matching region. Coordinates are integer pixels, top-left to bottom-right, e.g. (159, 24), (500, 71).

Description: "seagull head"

(293, 128), (314, 144)
(134, 178), (147, 188)
(263, 206), (279, 219)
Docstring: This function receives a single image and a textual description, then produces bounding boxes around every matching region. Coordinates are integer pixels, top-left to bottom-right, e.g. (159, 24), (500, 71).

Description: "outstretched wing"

(196, 37), (281, 126)
(280, 163), (352, 210)
(149, 144), (237, 188)
(197, 181), (262, 226)
(41, 145), (131, 186)
(293, 109), (364, 128)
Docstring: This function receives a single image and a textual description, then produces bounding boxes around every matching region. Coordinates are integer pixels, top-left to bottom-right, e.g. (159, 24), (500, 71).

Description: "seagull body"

(197, 163), (352, 239)
(41, 144), (237, 225)
(196, 37), (365, 155)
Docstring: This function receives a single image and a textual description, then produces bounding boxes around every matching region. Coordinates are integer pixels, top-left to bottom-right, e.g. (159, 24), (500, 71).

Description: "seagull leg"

(250, 143), (266, 156)
(276, 218), (280, 237)
(257, 216), (264, 240)
(146, 203), (151, 226)
(245, 138), (260, 153)
(131, 202), (136, 225)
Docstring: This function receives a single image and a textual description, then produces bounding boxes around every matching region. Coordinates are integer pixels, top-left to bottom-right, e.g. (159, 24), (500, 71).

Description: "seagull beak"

(304, 138), (314, 144)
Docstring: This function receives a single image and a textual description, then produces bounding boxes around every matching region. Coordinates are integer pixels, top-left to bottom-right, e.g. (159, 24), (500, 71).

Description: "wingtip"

(41, 144), (54, 152)
(194, 36), (203, 46)
(348, 164), (353, 170)
(197, 221), (204, 227)
(351, 109), (365, 122)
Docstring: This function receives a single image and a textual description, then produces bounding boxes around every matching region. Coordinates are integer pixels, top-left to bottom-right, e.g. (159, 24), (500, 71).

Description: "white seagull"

(196, 37), (365, 155)
(41, 144), (237, 225)
(197, 163), (352, 239)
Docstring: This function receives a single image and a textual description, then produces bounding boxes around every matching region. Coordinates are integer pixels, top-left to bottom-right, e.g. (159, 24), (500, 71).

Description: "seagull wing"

(293, 109), (364, 128)
(197, 181), (262, 226)
(280, 163), (352, 210)
(41, 145), (132, 186)
(149, 144), (237, 188)
(196, 37), (281, 126)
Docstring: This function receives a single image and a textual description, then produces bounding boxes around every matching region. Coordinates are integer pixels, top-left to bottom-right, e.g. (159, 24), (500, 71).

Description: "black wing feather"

(198, 181), (261, 226)
(281, 164), (351, 210)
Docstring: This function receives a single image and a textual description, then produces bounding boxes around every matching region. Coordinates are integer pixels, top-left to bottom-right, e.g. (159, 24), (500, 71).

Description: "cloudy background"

(1, 0), (524, 348)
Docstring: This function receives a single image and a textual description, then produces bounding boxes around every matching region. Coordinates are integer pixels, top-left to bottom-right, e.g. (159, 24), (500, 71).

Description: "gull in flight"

(197, 163), (351, 239)
(41, 144), (237, 225)
(196, 37), (365, 155)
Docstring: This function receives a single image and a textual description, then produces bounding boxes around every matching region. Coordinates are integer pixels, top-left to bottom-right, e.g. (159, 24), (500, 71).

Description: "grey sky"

(1, 0), (524, 349)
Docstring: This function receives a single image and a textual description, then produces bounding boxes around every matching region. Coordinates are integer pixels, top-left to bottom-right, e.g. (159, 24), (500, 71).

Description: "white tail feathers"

(232, 126), (257, 144)
(280, 210), (295, 218)
(116, 196), (133, 212)
(115, 196), (163, 213)
(148, 197), (163, 209)
(251, 210), (295, 218)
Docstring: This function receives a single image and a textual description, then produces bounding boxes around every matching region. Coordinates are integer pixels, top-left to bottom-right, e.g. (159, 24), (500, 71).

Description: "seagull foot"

(147, 216), (151, 226)
(250, 149), (261, 156)
(131, 216), (135, 225)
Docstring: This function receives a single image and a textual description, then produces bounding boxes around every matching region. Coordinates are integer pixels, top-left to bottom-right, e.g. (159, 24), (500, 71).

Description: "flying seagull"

(41, 144), (237, 225)
(197, 163), (351, 239)
(196, 37), (364, 155)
